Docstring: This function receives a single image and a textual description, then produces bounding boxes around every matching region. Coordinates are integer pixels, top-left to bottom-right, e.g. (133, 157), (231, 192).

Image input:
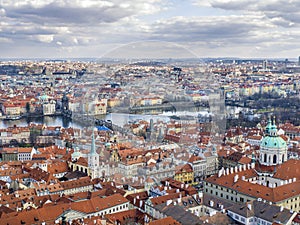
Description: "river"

(0, 111), (211, 129)
(0, 113), (172, 129)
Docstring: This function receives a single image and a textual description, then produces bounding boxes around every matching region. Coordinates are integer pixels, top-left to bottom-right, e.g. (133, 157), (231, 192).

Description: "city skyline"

(1, 0), (300, 59)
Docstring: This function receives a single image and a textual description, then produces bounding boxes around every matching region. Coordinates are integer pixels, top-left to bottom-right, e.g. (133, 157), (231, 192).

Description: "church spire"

(91, 129), (96, 154)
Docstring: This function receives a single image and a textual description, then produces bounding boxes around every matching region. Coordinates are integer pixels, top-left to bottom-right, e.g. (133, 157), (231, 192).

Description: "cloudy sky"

(0, 0), (300, 59)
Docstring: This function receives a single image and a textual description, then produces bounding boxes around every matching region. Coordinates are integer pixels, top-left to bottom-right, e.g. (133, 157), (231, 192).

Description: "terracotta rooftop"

(60, 176), (92, 190)
(206, 165), (300, 203)
(1, 193), (128, 224)
(105, 208), (145, 225)
(149, 192), (186, 206)
(272, 159), (300, 180)
(149, 216), (181, 225)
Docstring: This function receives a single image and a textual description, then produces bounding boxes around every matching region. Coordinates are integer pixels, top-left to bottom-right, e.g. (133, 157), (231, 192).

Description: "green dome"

(39, 94), (49, 101)
(261, 136), (287, 149)
(72, 150), (82, 158)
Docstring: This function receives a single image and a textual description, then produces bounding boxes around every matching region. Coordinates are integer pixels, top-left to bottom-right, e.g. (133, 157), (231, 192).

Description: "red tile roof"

(149, 216), (181, 225)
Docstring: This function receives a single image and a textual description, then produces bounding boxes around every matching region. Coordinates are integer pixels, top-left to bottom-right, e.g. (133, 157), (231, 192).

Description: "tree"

(26, 102), (30, 114)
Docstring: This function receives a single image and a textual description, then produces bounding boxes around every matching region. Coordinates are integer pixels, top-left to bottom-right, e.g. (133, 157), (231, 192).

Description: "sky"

(0, 0), (300, 59)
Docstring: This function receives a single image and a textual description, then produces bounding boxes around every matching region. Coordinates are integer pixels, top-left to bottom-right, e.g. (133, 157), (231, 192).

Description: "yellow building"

(174, 164), (194, 185)
(139, 97), (162, 106)
(4, 103), (21, 116)
(108, 98), (121, 108)
(95, 99), (107, 115)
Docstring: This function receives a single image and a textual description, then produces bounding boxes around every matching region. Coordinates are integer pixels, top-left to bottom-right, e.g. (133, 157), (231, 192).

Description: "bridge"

(129, 101), (209, 114)
(62, 110), (133, 136)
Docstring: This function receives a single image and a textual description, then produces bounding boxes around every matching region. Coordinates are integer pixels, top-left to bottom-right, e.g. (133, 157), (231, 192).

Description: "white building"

(227, 200), (297, 225)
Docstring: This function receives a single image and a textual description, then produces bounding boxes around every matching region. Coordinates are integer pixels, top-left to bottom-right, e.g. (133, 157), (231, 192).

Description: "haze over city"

(0, 1), (300, 225)
(1, 0), (300, 58)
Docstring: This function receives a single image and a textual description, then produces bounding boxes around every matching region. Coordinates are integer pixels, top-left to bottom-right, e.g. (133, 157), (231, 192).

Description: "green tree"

(26, 102), (30, 114)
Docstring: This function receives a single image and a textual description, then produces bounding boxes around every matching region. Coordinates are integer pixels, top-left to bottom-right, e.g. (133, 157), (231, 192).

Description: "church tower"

(259, 117), (287, 166)
(62, 93), (69, 112)
(88, 130), (99, 178)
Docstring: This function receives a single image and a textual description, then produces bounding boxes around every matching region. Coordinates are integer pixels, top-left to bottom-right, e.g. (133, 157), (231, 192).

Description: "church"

(204, 118), (300, 212)
(69, 129), (111, 179)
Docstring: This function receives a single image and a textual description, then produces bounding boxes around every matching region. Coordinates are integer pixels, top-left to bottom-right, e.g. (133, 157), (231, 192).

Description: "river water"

(0, 111), (211, 129)
(0, 113), (174, 129)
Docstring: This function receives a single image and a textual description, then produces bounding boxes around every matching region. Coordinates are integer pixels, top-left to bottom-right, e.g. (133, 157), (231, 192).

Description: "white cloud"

(198, 0), (300, 26)
(35, 34), (54, 43)
(0, 0), (300, 58)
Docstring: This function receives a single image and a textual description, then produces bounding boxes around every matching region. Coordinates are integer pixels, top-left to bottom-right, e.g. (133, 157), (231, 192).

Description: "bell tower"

(88, 130), (99, 178)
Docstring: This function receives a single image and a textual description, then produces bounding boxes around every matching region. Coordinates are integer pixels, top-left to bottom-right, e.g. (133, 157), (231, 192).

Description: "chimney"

(238, 165), (242, 172)
(218, 170), (222, 177)
(226, 168), (229, 175)
(247, 204), (252, 211)
(234, 174), (239, 183)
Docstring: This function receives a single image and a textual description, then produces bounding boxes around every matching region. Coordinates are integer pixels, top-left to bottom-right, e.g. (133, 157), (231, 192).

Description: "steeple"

(88, 128), (100, 178)
(91, 130), (96, 154)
